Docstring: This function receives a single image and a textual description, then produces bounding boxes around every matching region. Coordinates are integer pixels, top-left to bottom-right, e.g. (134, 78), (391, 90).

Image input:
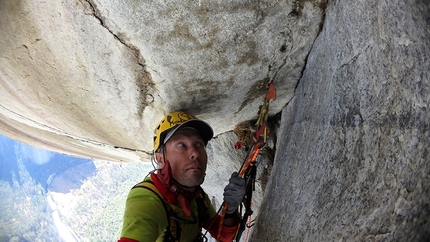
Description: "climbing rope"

(239, 199), (255, 242)
(217, 83), (276, 242)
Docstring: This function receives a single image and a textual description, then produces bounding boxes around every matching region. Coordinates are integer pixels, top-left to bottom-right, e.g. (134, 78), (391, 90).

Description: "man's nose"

(189, 146), (199, 160)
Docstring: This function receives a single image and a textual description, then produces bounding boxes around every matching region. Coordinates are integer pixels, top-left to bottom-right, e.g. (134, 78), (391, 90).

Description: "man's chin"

(182, 176), (204, 187)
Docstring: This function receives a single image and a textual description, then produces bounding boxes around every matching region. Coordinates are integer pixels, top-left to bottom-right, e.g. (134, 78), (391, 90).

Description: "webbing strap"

(132, 181), (180, 241)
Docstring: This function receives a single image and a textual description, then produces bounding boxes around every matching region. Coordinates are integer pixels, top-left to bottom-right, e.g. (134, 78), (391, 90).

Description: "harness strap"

(133, 181), (209, 242)
(133, 181), (180, 241)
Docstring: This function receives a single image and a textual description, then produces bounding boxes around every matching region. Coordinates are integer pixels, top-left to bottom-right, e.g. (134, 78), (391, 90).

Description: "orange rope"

(243, 215), (252, 242)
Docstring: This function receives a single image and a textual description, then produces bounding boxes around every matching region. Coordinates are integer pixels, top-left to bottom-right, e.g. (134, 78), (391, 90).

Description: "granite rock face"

(251, 0), (430, 241)
(0, 0), (326, 162)
(1, 0), (429, 240)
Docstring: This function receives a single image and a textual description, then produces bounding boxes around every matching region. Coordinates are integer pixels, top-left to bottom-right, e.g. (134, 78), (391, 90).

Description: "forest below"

(0, 154), (153, 242)
(0, 134), (241, 242)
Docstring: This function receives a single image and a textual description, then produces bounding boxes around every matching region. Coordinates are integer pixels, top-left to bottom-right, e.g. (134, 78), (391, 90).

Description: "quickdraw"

(217, 83), (276, 242)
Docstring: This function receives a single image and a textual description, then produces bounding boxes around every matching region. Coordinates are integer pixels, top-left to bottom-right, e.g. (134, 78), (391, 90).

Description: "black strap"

(196, 189), (210, 226)
(235, 165), (256, 241)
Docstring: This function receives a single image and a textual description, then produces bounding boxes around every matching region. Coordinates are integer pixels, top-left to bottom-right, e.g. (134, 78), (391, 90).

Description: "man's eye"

(177, 142), (185, 148)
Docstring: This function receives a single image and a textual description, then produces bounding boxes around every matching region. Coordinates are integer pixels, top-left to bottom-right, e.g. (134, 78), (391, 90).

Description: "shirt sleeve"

(120, 187), (168, 241)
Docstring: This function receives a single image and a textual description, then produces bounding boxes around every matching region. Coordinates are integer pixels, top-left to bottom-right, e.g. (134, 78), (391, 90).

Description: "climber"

(118, 111), (246, 242)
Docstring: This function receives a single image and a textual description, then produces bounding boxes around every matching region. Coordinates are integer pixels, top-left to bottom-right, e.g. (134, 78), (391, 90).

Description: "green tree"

(0, 154), (57, 241)
(56, 161), (153, 241)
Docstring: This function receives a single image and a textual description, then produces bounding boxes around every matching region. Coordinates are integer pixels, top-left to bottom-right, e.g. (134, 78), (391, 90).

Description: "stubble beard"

(179, 170), (205, 187)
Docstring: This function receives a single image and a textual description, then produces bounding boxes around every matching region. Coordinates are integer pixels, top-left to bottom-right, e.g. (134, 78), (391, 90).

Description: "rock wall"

(0, 0), (326, 162)
(1, 0), (429, 240)
(252, 0), (429, 241)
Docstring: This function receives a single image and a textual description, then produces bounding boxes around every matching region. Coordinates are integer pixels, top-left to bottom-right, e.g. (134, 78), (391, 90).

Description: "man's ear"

(155, 152), (165, 168)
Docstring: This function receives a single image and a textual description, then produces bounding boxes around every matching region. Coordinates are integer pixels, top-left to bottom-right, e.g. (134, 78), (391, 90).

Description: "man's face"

(157, 128), (208, 188)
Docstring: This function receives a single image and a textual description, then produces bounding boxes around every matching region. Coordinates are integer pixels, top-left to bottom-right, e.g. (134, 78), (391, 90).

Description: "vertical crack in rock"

(83, 0), (155, 118)
(267, 1), (329, 98)
(292, 1), (328, 93)
(235, 77), (271, 115)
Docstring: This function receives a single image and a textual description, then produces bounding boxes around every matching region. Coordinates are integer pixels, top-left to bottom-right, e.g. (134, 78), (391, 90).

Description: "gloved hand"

(223, 172), (246, 214)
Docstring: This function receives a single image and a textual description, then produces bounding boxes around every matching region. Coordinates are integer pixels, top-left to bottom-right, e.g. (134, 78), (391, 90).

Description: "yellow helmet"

(153, 111), (214, 151)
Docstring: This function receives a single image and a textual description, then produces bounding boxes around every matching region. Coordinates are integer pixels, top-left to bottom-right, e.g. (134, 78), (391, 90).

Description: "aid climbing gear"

(217, 83), (276, 242)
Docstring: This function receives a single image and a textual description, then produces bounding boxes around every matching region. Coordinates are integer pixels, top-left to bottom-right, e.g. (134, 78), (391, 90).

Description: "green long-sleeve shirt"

(120, 176), (217, 241)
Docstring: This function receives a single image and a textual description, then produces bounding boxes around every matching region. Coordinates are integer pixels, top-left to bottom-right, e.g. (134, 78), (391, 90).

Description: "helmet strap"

(156, 147), (172, 187)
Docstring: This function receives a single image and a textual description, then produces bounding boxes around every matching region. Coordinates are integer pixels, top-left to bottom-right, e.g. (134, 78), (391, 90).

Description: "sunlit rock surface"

(0, 0), (325, 162)
(251, 0), (430, 241)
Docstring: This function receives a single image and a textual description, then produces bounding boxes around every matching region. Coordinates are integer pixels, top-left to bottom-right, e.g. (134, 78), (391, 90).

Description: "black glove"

(223, 172), (246, 214)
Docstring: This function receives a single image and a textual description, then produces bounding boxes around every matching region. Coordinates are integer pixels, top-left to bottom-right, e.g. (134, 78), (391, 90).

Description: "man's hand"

(223, 172), (246, 214)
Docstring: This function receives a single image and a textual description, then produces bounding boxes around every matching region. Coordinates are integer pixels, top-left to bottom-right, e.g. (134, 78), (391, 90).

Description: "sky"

(16, 138), (54, 165)
(0, 133), (53, 165)
(0, 133), (95, 189)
